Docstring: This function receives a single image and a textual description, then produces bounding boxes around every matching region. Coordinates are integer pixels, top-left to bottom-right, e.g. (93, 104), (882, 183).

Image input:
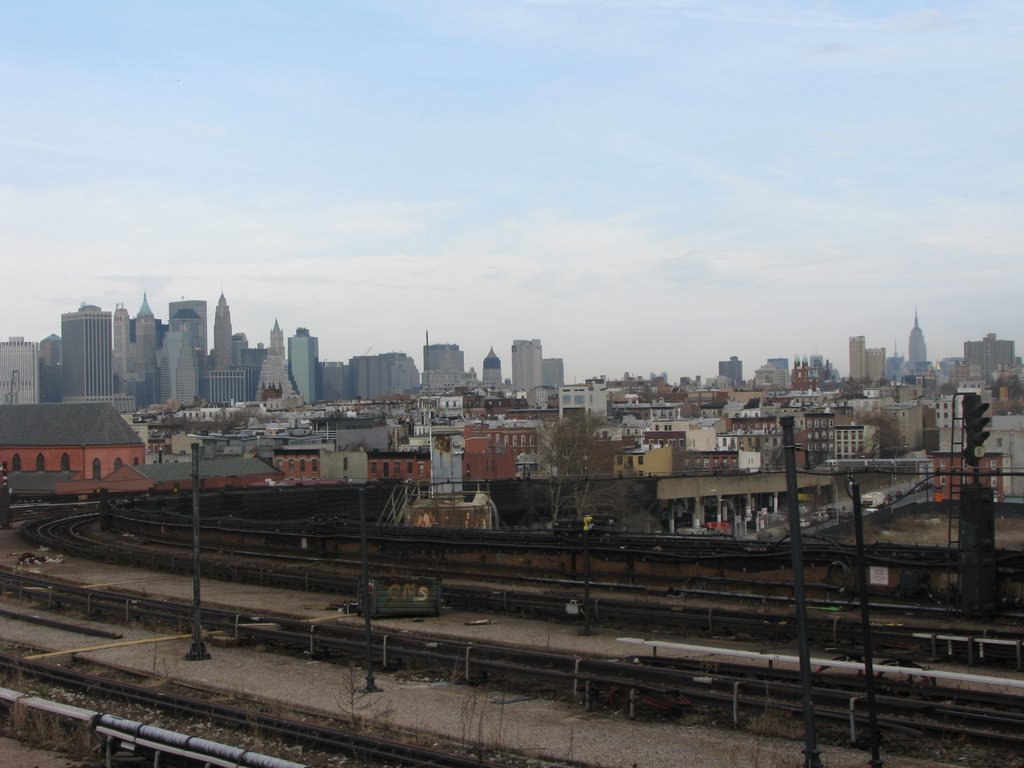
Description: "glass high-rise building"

(288, 327), (320, 404)
(61, 304), (113, 402)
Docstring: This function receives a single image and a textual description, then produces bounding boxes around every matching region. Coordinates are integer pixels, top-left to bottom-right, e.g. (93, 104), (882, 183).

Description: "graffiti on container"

(387, 583), (432, 602)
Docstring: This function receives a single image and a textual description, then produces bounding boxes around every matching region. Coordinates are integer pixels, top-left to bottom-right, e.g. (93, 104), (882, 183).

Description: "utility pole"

(359, 488), (381, 692)
(781, 416), (822, 768)
(848, 478), (883, 767)
(185, 443), (210, 661)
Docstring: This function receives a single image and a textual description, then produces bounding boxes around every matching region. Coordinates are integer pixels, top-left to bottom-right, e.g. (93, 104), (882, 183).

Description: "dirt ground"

(837, 512), (1024, 549)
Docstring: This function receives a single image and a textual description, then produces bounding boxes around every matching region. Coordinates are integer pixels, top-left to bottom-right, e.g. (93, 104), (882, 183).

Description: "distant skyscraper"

(482, 347), (502, 386)
(38, 333), (63, 403)
(168, 299), (208, 371)
(257, 319), (295, 399)
(865, 346), (886, 383)
(908, 310), (928, 372)
(346, 352), (419, 399)
(849, 336), (866, 382)
(542, 357), (564, 388)
(61, 304), (113, 402)
(718, 356), (743, 387)
(160, 327), (199, 404)
(212, 292), (233, 371)
(0, 337), (40, 404)
(767, 357), (789, 371)
(964, 332), (1016, 383)
(288, 327), (320, 403)
(422, 337), (466, 390)
(112, 304), (131, 387)
(511, 339), (543, 390)
(133, 294), (159, 379)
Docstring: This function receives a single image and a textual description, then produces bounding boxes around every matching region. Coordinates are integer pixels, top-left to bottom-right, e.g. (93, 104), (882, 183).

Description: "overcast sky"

(2, 1), (1022, 384)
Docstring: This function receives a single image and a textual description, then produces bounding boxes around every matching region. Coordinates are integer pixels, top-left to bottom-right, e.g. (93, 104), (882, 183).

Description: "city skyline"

(3, 2), (1022, 382)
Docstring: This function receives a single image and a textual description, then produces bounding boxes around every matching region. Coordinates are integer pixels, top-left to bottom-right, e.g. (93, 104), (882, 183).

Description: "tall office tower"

(767, 357), (789, 371)
(38, 334), (63, 403)
(231, 333), (249, 368)
(61, 304), (113, 403)
(542, 357), (564, 388)
(346, 352), (419, 399)
(288, 327), (320, 403)
(718, 356), (743, 387)
(865, 346), (887, 383)
(133, 294), (159, 379)
(849, 336), (866, 381)
(212, 292), (233, 371)
(908, 310), (928, 372)
(322, 361), (346, 400)
(159, 327), (199, 404)
(168, 299), (208, 371)
(112, 304), (131, 386)
(0, 337), (40, 404)
(964, 333), (1015, 383)
(511, 339), (543, 390)
(257, 320), (295, 399)
(422, 336), (466, 390)
(482, 347), (502, 386)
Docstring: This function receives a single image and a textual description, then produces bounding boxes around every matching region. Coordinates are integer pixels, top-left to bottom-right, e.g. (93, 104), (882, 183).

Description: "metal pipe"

(781, 416), (822, 768)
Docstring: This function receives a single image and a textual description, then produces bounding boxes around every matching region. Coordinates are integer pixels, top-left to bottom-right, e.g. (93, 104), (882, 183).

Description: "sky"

(2, 1), (1022, 384)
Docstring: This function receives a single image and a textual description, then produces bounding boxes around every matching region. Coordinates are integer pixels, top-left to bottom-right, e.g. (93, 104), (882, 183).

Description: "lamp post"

(185, 443), (210, 661)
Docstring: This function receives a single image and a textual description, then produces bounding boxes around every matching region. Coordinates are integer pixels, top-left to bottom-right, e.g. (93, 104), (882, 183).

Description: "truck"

(861, 491), (885, 508)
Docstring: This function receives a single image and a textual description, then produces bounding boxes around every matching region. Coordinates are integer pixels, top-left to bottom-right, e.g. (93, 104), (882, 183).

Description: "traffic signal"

(962, 393), (991, 467)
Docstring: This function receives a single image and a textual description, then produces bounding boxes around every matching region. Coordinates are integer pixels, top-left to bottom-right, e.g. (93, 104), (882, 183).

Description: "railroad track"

(18, 512), (1024, 670)
(4, 571), (1024, 756)
(0, 648), (550, 768)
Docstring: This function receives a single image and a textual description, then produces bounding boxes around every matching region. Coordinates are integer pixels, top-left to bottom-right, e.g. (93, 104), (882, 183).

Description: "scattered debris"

(464, 619), (495, 626)
(17, 551), (64, 566)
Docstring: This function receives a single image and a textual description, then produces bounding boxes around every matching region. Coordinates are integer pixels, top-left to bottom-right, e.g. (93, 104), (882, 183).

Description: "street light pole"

(186, 443), (210, 661)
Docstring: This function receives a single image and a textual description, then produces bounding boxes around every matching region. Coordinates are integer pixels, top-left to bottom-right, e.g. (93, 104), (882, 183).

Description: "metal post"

(848, 478), (883, 767)
(359, 488), (381, 692)
(781, 416), (822, 768)
(186, 443), (210, 661)
(580, 515), (593, 635)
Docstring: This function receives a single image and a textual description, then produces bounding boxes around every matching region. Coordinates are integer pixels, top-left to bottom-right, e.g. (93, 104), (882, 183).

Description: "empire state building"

(908, 311), (928, 374)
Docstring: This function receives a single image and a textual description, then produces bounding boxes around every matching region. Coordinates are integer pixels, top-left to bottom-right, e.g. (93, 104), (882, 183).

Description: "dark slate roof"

(0, 403), (144, 447)
(134, 457), (279, 482)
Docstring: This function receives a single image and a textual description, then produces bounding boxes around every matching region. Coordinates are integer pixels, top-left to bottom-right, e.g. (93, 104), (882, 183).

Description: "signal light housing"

(962, 393), (992, 467)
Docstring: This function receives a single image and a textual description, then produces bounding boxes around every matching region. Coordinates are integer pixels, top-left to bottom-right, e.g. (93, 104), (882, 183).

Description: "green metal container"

(359, 576), (442, 618)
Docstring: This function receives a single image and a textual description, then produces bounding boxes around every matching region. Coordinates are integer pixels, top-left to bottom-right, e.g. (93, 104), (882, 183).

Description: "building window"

(383, 462), (389, 477)
(11, 454), (21, 471)
(92, 458), (101, 480)
(370, 461), (377, 474)
(289, 459), (295, 473)
(114, 458), (123, 471)
(61, 453), (70, 471)
(36, 453), (46, 472)
(300, 459), (306, 473)
(312, 459), (319, 473)
(418, 462), (425, 475)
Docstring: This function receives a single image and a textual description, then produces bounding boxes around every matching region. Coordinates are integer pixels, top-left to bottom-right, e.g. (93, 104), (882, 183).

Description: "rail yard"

(2, 493), (1024, 767)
